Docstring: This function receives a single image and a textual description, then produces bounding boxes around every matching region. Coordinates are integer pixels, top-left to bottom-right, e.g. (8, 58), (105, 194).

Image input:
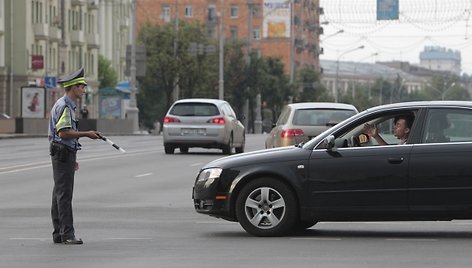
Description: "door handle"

(387, 157), (404, 164)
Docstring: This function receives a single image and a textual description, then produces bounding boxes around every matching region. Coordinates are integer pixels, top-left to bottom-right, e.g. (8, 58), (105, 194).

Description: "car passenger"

(363, 114), (414, 145)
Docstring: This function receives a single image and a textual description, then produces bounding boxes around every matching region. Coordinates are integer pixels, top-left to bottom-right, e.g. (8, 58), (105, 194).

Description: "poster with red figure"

(21, 87), (45, 118)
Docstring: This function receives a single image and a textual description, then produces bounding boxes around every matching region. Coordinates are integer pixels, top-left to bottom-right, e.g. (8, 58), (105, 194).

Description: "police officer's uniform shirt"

(48, 95), (80, 150)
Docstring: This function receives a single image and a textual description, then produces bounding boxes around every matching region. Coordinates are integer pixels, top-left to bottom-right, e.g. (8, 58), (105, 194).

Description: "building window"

(253, 27), (260, 40)
(208, 5), (216, 21)
(185, 5), (192, 17)
(161, 6), (171, 22)
(230, 5), (238, 18)
(230, 26), (238, 40)
(252, 5), (260, 17)
(32, 1), (43, 23)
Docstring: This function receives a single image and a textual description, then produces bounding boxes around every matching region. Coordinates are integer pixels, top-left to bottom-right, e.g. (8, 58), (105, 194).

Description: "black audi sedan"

(193, 101), (472, 236)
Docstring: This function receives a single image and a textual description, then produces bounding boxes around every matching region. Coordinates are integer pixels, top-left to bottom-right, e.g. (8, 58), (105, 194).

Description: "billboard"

(377, 0), (399, 20)
(263, 0), (291, 38)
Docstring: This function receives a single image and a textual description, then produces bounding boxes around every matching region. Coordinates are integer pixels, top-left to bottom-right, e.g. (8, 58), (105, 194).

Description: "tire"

(235, 178), (297, 236)
(222, 135), (233, 155)
(179, 146), (189, 154)
(235, 135), (245, 154)
(164, 145), (175, 154)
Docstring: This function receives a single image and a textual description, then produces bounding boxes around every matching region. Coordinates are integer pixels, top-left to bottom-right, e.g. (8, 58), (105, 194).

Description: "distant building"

(320, 60), (426, 103)
(419, 46), (461, 75)
(135, 0), (323, 76)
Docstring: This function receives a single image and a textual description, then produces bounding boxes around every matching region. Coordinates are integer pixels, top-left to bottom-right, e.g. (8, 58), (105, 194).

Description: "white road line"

(190, 163), (203, 167)
(386, 238), (437, 242)
(104, 238), (153, 240)
(290, 238), (342, 241)
(9, 238), (46, 241)
(135, 173), (152, 178)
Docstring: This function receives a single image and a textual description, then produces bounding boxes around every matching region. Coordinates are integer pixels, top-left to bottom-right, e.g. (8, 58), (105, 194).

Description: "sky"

(319, 0), (472, 74)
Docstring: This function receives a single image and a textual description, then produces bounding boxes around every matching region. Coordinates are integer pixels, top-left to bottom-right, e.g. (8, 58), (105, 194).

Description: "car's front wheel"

(236, 178), (297, 236)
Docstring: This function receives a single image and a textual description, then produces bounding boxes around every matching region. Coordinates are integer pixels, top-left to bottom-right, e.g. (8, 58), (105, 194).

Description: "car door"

(409, 108), (472, 213)
(307, 111), (417, 216)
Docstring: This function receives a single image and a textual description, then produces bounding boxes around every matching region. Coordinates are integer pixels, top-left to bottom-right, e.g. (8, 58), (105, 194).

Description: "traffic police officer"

(48, 67), (100, 245)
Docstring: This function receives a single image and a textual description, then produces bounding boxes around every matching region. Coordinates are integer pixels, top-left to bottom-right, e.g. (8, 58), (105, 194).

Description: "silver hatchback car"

(163, 98), (245, 154)
(265, 102), (358, 148)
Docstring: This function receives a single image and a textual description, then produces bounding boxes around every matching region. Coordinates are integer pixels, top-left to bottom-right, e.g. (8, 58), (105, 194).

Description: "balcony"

(71, 0), (86, 6)
(70, 30), (85, 45)
(33, 24), (49, 40)
(49, 26), (62, 42)
(87, 33), (100, 49)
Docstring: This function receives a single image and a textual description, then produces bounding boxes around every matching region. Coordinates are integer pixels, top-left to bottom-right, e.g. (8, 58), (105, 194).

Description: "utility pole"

(127, 0), (140, 133)
(173, 0), (180, 102)
(218, 0), (225, 100)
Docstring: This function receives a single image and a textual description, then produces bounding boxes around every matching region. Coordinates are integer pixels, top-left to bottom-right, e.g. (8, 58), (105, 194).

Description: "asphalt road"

(1, 135), (472, 268)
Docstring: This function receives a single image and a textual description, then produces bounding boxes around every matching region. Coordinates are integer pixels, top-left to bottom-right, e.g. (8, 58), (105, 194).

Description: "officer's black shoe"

(53, 236), (62, 244)
(62, 237), (83, 245)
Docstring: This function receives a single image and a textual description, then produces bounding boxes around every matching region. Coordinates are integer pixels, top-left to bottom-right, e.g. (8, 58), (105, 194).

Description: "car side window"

(423, 108), (472, 143)
(327, 110), (417, 149)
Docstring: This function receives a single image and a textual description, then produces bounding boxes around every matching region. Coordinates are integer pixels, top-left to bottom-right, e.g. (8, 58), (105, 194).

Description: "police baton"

(97, 134), (126, 153)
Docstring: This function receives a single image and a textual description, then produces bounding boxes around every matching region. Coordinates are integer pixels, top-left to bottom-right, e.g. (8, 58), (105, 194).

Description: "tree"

(98, 54), (117, 88)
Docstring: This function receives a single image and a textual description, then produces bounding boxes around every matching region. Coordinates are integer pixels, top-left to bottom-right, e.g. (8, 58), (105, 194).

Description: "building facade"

(0, 0), (100, 119)
(134, 0), (323, 78)
(98, 0), (131, 82)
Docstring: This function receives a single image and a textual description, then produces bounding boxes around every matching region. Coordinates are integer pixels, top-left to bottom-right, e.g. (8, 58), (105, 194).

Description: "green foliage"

(98, 54), (117, 88)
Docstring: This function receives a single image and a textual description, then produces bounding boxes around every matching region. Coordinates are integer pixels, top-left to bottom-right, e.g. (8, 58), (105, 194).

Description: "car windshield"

(293, 109), (357, 126)
(170, 103), (219, 116)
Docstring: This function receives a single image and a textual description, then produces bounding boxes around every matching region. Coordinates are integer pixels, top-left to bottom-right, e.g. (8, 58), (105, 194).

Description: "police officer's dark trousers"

(50, 142), (77, 241)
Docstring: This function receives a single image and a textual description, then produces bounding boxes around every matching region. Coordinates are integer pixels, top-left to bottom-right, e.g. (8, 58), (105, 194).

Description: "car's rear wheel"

(236, 178), (297, 236)
(164, 145), (175, 154)
(222, 135), (233, 155)
(180, 146), (189, 153)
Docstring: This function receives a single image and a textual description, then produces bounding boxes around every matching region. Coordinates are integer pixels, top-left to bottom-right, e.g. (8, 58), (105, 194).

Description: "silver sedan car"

(265, 102), (358, 148)
(163, 98), (245, 154)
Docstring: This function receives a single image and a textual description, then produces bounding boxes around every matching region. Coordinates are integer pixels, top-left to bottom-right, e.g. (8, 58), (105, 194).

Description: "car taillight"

(208, 117), (225, 124)
(280, 129), (304, 138)
(163, 116), (181, 123)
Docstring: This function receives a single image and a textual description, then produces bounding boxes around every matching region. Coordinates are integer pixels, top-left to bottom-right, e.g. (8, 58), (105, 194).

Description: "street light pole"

(127, 0), (140, 133)
(334, 45), (364, 103)
(426, 82), (456, 100)
(218, 0), (225, 100)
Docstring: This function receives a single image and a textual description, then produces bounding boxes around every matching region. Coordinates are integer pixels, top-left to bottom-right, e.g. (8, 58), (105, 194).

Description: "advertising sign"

(31, 55), (44, 69)
(262, 0), (291, 38)
(99, 95), (121, 119)
(21, 87), (45, 118)
(377, 0), (399, 20)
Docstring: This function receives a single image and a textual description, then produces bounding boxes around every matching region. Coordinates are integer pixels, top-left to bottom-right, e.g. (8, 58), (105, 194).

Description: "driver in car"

(363, 114), (414, 145)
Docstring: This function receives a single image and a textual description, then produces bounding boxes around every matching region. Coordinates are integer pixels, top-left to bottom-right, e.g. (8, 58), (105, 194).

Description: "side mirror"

(325, 135), (336, 152)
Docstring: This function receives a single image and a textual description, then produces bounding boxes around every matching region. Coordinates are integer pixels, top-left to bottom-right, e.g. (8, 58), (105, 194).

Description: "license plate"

(182, 128), (205, 135)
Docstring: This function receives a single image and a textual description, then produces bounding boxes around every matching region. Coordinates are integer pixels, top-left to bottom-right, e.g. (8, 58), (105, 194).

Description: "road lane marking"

(9, 238), (46, 241)
(190, 163), (203, 167)
(386, 238), (437, 242)
(290, 238), (342, 241)
(0, 150), (157, 175)
(104, 238), (153, 240)
(135, 173), (152, 178)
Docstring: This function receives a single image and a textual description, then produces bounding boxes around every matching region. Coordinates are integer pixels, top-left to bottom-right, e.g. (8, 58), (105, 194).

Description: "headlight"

(197, 168), (222, 183)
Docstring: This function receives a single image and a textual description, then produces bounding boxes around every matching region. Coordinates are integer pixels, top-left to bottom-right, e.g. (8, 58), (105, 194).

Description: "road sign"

(44, 76), (57, 88)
